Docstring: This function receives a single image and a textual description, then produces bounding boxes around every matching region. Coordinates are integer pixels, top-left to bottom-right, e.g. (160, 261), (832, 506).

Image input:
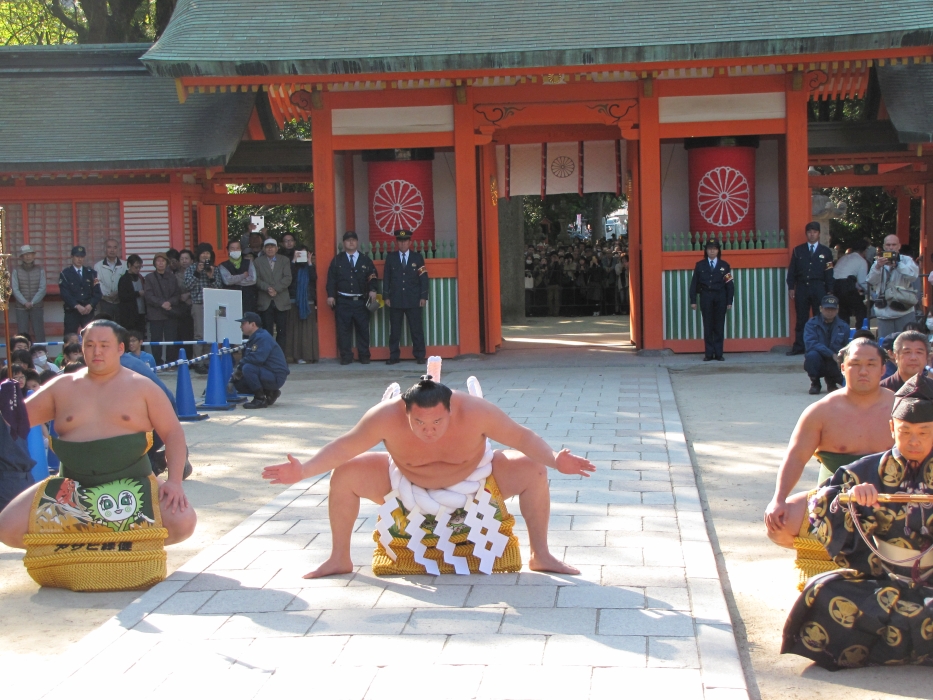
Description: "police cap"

(71, 245), (87, 257)
(820, 294), (839, 309)
(394, 229), (413, 240)
(342, 231), (359, 241)
(236, 312), (263, 326)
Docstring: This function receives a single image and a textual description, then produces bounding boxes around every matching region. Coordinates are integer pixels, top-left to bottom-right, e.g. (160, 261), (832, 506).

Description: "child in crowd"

(10, 335), (31, 352)
(1, 363), (27, 386)
(125, 330), (157, 369)
(54, 333), (80, 367)
(11, 349), (34, 370)
(60, 342), (83, 367)
(30, 345), (61, 375)
(62, 361), (85, 374)
(23, 369), (40, 393)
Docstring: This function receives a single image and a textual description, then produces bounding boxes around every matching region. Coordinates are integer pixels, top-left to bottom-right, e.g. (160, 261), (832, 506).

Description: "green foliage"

(523, 192), (625, 245)
(226, 118), (314, 250)
(0, 1), (77, 44)
(825, 187), (920, 254)
(0, 1), (177, 45)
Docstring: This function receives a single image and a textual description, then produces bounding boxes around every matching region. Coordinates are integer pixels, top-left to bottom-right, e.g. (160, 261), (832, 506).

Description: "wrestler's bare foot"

(528, 552), (580, 575)
(303, 555), (354, 579)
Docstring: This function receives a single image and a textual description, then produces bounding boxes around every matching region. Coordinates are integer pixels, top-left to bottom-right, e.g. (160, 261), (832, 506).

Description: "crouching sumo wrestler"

(262, 369), (595, 577)
(770, 373), (933, 669)
(0, 320), (196, 591)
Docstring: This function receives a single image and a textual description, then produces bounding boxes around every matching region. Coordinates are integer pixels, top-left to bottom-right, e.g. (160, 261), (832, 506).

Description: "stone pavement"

(20, 367), (747, 700)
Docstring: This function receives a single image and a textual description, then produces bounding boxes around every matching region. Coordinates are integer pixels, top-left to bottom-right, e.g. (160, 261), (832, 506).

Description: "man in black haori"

(780, 373), (933, 669)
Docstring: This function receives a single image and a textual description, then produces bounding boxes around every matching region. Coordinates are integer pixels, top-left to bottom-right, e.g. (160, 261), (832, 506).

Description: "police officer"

(59, 245), (102, 334)
(384, 229), (429, 365)
(325, 231), (379, 365)
(786, 222), (835, 355)
(231, 312), (290, 409)
(689, 239), (734, 361)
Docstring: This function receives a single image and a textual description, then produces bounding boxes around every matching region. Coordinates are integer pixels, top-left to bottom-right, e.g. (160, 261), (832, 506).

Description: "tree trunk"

(498, 196), (526, 324)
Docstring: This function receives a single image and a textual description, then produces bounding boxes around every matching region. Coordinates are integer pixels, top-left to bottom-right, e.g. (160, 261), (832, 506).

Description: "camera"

(201, 262), (212, 273)
(881, 251), (900, 264)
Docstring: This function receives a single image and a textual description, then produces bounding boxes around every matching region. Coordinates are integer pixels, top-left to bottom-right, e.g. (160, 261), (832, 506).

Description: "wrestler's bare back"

(26, 368), (163, 442)
(801, 387), (895, 455)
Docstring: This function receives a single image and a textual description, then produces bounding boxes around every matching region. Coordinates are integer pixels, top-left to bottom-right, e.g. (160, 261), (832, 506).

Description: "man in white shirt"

(831, 238), (869, 329)
(867, 234), (920, 336)
(93, 239), (127, 319)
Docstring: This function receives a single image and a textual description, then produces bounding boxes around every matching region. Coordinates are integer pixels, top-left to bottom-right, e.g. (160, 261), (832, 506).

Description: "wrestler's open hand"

(159, 480), (189, 514)
(849, 483), (879, 508)
(555, 449), (597, 477)
(262, 453), (305, 484)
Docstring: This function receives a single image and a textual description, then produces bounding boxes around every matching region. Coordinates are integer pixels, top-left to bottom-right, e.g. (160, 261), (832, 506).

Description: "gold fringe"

(793, 533), (840, 591)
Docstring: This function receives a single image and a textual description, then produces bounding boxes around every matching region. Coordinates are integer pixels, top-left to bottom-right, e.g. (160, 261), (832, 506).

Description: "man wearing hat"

(383, 229), (429, 365)
(803, 294), (849, 394)
(58, 245), (101, 334)
(254, 237), (292, 352)
(325, 231), (379, 365)
(786, 222), (835, 355)
(689, 238), (734, 361)
(230, 312), (289, 409)
(11, 245), (47, 342)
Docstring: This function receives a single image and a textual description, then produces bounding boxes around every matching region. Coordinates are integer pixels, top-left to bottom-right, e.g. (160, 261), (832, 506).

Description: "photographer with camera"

(867, 233), (919, 337)
(184, 248), (221, 370)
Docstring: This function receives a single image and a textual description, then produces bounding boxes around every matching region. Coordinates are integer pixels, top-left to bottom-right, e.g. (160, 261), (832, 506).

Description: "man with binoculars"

(868, 233), (919, 337)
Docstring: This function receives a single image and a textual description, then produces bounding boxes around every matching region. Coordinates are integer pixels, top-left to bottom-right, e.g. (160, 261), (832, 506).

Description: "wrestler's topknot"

(402, 376), (453, 412)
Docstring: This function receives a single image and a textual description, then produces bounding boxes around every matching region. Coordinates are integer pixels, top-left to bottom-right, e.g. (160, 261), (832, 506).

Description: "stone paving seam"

(657, 368), (748, 700)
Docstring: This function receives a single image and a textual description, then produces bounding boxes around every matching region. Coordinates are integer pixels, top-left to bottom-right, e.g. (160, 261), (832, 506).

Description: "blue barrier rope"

(153, 344), (243, 372)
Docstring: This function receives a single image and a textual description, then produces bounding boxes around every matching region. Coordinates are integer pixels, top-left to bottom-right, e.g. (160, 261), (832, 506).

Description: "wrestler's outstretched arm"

(262, 403), (386, 484)
(477, 398), (596, 476)
(764, 404), (822, 533)
(23, 372), (62, 426)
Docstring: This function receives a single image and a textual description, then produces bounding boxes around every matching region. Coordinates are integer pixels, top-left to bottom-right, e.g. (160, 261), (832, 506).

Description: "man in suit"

(326, 231), (379, 365)
(384, 229), (429, 365)
(59, 245), (102, 334)
(689, 239), (734, 361)
(786, 222), (835, 355)
(255, 237), (292, 352)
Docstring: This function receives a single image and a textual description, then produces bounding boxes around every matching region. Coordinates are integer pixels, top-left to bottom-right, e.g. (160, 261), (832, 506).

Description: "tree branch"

(44, 0), (86, 42)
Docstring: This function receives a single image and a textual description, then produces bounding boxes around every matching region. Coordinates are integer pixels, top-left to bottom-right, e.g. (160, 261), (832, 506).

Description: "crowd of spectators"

(523, 236), (629, 317)
(9, 228), (319, 372)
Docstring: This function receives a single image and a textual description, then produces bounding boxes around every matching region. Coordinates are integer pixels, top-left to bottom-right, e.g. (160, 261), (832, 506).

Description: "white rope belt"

(374, 364), (508, 575)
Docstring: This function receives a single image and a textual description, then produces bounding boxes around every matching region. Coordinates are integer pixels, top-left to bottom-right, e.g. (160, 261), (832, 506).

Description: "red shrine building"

(4, 1), (933, 357)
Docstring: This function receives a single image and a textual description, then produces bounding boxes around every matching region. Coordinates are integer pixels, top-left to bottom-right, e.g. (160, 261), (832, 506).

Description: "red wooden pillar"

(454, 87), (481, 355)
(168, 186), (186, 251)
(923, 183), (933, 309)
(897, 193), (911, 245)
(785, 78), (810, 340)
(627, 141), (642, 348)
(311, 99), (338, 359)
(480, 142), (502, 353)
(638, 82), (663, 350)
(343, 153), (356, 232)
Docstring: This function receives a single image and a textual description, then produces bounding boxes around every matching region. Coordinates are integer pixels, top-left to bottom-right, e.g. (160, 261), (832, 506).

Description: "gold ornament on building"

(490, 176), (498, 207)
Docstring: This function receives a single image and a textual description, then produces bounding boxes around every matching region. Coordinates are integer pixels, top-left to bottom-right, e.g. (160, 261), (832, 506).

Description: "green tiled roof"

(143, 0), (933, 78)
(0, 45), (255, 172)
(878, 64), (933, 142)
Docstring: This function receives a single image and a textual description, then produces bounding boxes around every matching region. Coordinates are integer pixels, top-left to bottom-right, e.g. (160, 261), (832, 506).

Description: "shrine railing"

(662, 230), (785, 252)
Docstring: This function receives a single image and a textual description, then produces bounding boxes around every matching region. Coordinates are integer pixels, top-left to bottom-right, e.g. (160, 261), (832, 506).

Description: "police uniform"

(233, 317), (290, 403)
(787, 233), (835, 353)
(59, 246), (102, 333)
(689, 251), (735, 360)
(326, 233), (379, 364)
(383, 230), (429, 364)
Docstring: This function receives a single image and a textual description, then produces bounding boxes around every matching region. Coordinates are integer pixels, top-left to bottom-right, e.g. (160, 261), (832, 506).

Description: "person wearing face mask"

(29, 346), (60, 376)
(218, 239), (258, 314)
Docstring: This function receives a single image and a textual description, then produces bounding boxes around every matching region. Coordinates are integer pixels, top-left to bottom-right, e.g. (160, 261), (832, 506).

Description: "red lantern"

(687, 145), (756, 235)
(367, 160), (435, 245)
